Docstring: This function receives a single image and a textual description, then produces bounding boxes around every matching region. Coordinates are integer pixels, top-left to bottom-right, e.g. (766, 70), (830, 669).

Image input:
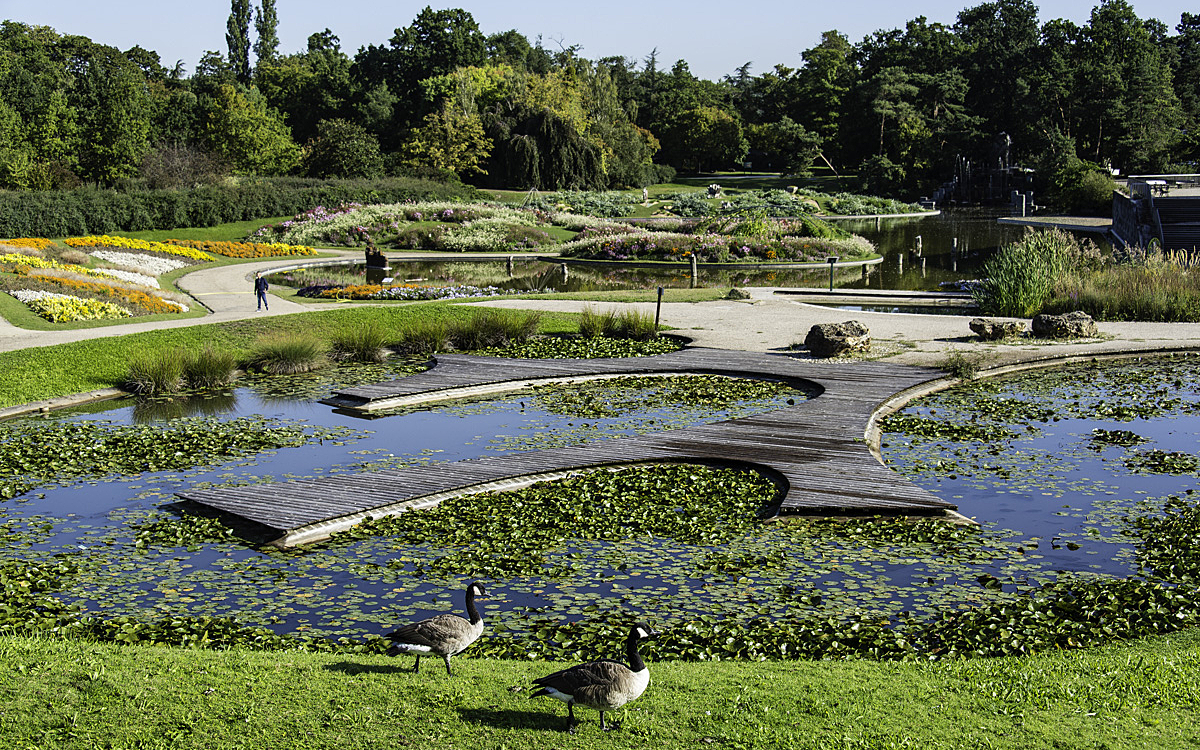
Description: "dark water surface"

(2, 356), (1193, 641)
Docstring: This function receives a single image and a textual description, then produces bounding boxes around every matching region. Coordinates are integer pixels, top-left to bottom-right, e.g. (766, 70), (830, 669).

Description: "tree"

(400, 105), (491, 176)
(203, 83), (300, 174)
(253, 0), (280, 68)
(226, 0), (252, 84)
(256, 30), (354, 144)
(388, 7), (486, 117)
(304, 118), (384, 178)
(660, 106), (748, 172)
(748, 117), (822, 175)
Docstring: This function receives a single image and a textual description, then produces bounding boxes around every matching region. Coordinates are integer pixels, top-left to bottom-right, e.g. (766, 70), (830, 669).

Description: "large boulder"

(724, 287), (752, 300)
(969, 317), (1026, 340)
(805, 321), (871, 357)
(1032, 311), (1099, 339)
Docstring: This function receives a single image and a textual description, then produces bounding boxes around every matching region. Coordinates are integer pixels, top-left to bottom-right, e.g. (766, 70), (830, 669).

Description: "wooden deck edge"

(323, 371), (781, 412)
(265, 456), (794, 548)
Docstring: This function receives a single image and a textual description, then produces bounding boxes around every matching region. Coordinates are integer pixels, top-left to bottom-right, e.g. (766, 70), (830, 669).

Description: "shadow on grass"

(322, 660), (413, 676)
(457, 705), (567, 731)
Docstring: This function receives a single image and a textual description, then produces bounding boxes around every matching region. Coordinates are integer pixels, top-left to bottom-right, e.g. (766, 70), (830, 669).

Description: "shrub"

(183, 346), (237, 388)
(0, 178), (484, 237)
(245, 334), (327, 374)
(330, 322), (391, 363)
(125, 349), (186, 395)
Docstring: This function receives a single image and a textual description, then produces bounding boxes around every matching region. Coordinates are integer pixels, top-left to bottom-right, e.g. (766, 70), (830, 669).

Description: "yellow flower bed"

(26, 295), (132, 323)
(64, 235), (214, 262)
(21, 272), (185, 315)
(0, 253), (122, 282)
(1, 238), (55, 251)
(166, 239), (317, 258)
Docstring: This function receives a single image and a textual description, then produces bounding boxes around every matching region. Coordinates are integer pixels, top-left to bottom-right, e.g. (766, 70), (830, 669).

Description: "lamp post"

(826, 256), (839, 291)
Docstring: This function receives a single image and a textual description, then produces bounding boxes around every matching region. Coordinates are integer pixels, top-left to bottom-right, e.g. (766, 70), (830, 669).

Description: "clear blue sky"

(1, 0), (1194, 81)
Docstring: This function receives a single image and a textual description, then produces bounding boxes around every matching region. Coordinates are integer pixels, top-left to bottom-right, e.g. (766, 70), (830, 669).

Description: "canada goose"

(384, 581), (485, 675)
(531, 622), (656, 733)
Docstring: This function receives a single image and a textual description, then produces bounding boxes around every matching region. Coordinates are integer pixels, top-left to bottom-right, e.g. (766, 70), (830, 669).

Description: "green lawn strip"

(117, 217), (292, 243)
(0, 304), (580, 408)
(518, 288), (727, 303)
(1, 630), (1197, 749)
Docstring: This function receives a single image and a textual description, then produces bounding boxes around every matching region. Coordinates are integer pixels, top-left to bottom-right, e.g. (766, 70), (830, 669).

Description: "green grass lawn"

(2, 629), (1198, 749)
(0, 304), (581, 408)
(119, 217), (292, 243)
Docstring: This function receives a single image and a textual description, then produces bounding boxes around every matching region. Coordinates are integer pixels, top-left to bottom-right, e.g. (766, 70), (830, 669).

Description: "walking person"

(254, 273), (269, 311)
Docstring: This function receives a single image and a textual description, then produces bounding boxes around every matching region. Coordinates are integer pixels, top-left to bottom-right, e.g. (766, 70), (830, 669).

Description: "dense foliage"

(2, 2), (1196, 203)
(0, 177), (484, 237)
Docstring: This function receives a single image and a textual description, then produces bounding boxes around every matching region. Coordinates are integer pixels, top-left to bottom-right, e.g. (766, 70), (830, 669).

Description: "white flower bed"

(9, 289), (73, 303)
(90, 250), (187, 277)
(90, 267), (160, 288)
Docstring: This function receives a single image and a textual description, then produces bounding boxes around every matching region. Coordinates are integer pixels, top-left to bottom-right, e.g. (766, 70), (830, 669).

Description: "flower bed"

(558, 230), (874, 264)
(165, 239), (317, 258)
(7, 272), (188, 314)
(1, 252), (125, 284)
(90, 250), (190, 277)
(251, 201), (582, 252)
(8, 289), (132, 322)
(298, 283), (514, 301)
(64, 235), (214, 263)
(0, 238), (56, 251)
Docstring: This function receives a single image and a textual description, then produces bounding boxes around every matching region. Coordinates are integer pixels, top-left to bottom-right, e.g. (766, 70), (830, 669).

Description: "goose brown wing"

(386, 614), (469, 648)
(533, 659), (631, 692)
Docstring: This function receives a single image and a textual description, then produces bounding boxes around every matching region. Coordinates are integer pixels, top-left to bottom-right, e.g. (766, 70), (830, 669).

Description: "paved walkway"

(3, 251), (1200, 370)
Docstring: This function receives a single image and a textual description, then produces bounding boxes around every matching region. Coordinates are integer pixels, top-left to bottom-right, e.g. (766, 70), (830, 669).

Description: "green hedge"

(0, 177), (487, 237)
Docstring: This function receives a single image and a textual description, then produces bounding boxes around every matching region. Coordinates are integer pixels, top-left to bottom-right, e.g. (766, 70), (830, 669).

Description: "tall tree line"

(0, 0), (1196, 197)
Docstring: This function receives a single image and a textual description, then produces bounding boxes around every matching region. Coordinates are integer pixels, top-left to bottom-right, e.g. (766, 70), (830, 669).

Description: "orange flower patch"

(20, 272), (186, 315)
(1, 238), (55, 251)
(166, 239), (317, 258)
(316, 284), (386, 299)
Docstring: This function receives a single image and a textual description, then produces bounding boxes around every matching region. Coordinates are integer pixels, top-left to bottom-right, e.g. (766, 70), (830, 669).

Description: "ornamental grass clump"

(613, 309), (658, 340)
(182, 345), (236, 389)
(330, 321), (391, 363)
(395, 318), (449, 355)
(245, 333), (327, 374)
(124, 349), (186, 395)
(447, 309), (541, 350)
(579, 306), (619, 338)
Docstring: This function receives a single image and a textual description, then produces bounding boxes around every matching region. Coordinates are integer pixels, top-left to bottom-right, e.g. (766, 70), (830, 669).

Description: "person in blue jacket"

(254, 273), (269, 311)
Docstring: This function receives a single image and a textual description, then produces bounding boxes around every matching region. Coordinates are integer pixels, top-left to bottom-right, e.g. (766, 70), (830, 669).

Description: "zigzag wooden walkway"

(177, 349), (956, 547)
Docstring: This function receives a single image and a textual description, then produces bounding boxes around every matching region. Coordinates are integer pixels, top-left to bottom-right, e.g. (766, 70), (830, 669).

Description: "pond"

(4, 353), (1197, 658)
(272, 208), (1105, 295)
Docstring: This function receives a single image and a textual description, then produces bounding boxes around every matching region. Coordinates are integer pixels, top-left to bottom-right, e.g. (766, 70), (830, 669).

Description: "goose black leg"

(412, 655), (421, 673)
(566, 702), (579, 734)
(443, 655), (453, 676)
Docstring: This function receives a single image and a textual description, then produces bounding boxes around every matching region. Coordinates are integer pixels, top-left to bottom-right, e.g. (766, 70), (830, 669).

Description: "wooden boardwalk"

(177, 349), (957, 547)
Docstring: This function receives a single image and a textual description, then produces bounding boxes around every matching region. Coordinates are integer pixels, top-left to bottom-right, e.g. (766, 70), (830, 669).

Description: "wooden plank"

(180, 350), (952, 536)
